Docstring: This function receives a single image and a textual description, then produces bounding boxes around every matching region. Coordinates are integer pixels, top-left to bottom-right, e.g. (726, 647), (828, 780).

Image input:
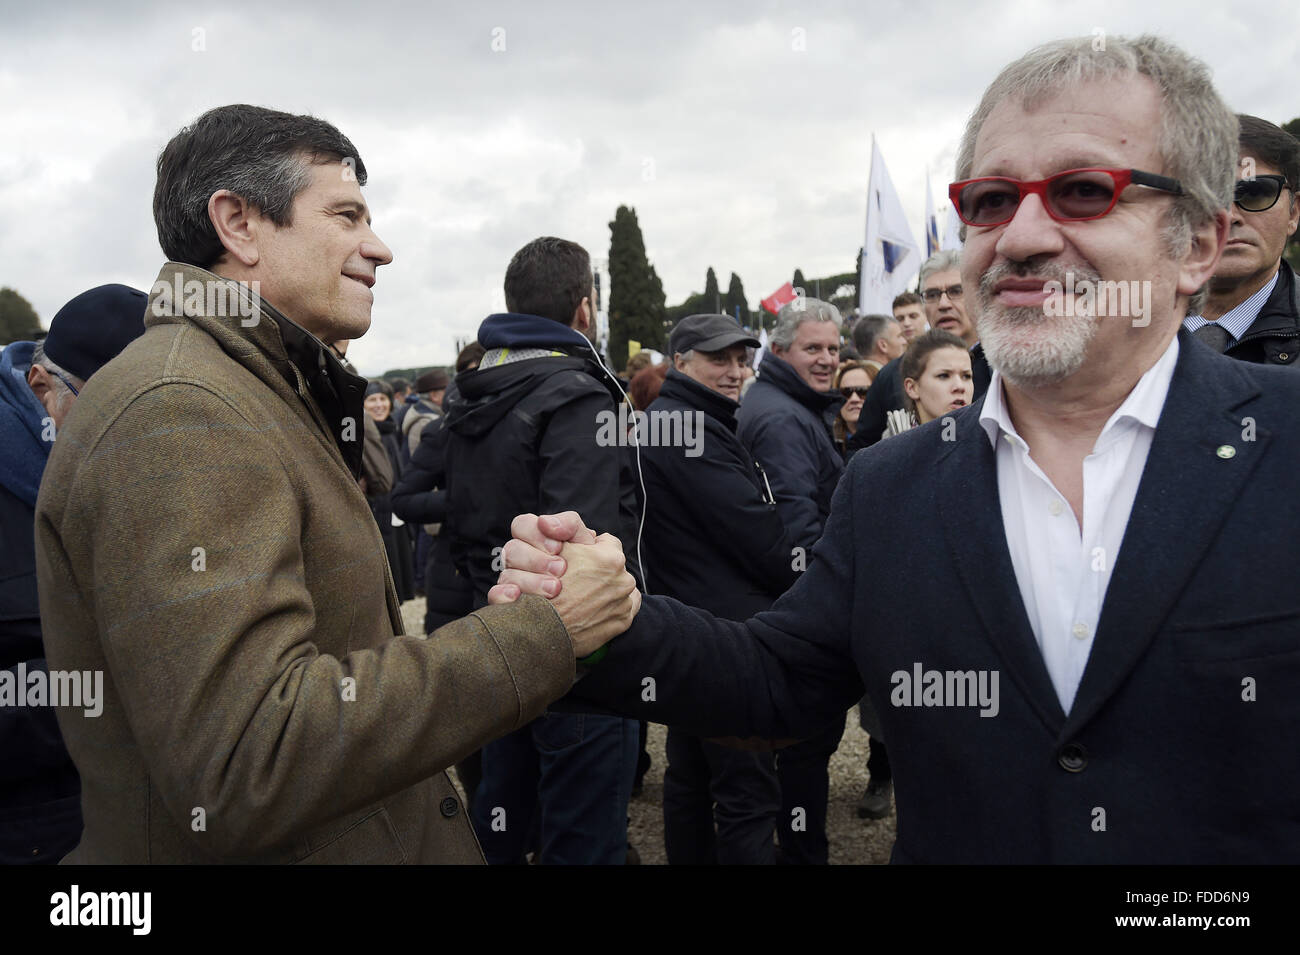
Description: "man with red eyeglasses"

(490, 34), (1300, 863)
(1183, 115), (1300, 365)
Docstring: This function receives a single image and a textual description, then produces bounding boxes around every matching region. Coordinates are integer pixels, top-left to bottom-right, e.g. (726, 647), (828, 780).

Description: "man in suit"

(489, 34), (1300, 862)
(1183, 115), (1300, 364)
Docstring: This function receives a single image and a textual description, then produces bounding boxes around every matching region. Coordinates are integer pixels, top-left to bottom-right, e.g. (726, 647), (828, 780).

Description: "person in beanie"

(1, 283), (147, 863)
(363, 379), (415, 602)
(646, 315), (796, 864)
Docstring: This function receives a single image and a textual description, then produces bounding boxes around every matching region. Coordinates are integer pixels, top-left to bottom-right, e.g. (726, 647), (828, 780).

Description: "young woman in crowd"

(885, 329), (974, 437)
(832, 360), (873, 460)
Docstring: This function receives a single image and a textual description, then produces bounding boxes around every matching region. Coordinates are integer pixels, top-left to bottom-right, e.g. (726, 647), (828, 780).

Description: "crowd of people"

(2, 31), (1298, 866)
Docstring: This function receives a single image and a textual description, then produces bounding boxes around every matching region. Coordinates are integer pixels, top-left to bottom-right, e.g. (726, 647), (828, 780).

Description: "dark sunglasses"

(949, 168), (1184, 227)
(839, 385), (870, 399)
(1234, 175), (1292, 212)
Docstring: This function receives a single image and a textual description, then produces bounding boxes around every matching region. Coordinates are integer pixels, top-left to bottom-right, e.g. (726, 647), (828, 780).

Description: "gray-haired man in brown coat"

(34, 105), (636, 863)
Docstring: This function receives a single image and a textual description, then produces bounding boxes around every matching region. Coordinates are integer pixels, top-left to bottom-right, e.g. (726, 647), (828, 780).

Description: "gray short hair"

(851, 314), (897, 357)
(918, 250), (962, 291)
(30, 341), (82, 402)
(955, 34), (1237, 315)
(771, 298), (841, 350)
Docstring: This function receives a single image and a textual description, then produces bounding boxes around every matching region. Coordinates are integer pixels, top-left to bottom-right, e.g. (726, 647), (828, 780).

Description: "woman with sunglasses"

(832, 361), (872, 460)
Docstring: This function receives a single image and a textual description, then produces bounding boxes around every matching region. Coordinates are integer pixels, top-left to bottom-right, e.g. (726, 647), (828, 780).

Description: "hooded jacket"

(737, 352), (845, 553)
(34, 264), (574, 863)
(443, 313), (640, 606)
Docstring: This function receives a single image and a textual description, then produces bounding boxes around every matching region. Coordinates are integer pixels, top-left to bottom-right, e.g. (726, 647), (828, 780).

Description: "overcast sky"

(2, 0), (1296, 373)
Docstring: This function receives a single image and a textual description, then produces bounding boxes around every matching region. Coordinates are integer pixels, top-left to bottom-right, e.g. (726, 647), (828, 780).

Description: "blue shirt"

(1183, 269), (1280, 345)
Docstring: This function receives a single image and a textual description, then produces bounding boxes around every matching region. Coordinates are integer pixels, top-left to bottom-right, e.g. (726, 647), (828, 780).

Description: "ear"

(673, 353), (688, 372)
(572, 296), (592, 333)
(1176, 208), (1229, 298)
(208, 189), (263, 269)
(1288, 193), (1300, 240)
(903, 377), (920, 401)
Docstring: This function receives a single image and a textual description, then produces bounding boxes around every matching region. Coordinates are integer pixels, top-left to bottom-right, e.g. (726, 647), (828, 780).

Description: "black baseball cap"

(669, 314), (760, 356)
(44, 284), (148, 382)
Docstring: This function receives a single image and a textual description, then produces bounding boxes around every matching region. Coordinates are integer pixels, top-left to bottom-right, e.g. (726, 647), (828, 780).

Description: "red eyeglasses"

(949, 168), (1184, 227)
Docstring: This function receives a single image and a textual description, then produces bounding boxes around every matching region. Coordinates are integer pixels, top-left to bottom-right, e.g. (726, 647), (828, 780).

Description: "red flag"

(761, 282), (797, 315)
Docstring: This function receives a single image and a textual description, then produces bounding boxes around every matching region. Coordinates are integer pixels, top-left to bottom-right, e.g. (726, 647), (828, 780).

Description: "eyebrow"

(329, 199), (373, 225)
(974, 156), (1129, 179)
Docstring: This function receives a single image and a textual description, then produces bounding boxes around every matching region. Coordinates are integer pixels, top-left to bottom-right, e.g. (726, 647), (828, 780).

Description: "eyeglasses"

(51, 369), (80, 397)
(1234, 175), (1291, 212)
(839, 385), (870, 399)
(948, 168), (1184, 227)
(921, 284), (963, 303)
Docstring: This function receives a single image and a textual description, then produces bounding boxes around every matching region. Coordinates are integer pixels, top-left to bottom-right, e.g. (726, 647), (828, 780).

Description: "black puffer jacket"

(736, 353), (844, 552)
(641, 370), (798, 620)
(443, 314), (640, 607)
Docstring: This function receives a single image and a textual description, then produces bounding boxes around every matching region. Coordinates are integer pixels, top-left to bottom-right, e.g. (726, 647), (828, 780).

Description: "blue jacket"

(736, 353), (844, 553)
(570, 330), (1300, 863)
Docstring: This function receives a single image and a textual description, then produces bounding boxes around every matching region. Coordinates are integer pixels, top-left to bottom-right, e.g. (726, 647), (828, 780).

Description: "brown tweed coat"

(35, 262), (574, 863)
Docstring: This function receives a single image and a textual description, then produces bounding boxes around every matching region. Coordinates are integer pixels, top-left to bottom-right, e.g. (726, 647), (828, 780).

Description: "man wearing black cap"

(646, 315), (796, 864)
(0, 283), (147, 863)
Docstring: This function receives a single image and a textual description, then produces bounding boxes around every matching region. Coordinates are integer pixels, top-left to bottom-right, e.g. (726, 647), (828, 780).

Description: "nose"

(994, 191), (1066, 264)
(362, 228), (394, 267)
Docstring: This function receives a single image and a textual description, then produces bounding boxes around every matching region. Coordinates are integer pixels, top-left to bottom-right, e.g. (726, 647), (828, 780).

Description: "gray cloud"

(1, 0), (1296, 372)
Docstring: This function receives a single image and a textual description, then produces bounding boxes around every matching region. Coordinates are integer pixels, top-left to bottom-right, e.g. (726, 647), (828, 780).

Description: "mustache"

(978, 260), (1102, 299)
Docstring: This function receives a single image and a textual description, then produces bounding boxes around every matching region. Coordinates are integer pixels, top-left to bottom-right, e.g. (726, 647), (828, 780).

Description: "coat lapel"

(1065, 334), (1271, 734)
(938, 408), (1067, 732)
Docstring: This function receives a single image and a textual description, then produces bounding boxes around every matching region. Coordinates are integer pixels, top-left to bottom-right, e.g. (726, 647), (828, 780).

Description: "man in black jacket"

(644, 314), (797, 864)
(442, 236), (639, 865)
(736, 298), (845, 864)
(1183, 115), (1300, 365)
(0, 284), (146, 864)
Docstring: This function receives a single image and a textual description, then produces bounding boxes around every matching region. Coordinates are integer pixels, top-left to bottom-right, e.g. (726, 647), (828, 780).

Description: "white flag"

(925, 170), (940, 259)
(753, 325), (769, 373)
(859, 136), (921, 314)
(942, 197), (964, 251)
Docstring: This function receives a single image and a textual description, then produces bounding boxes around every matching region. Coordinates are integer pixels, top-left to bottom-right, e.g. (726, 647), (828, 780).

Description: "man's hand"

(487, 512), (598, 603)
(488, 512), (639, 658)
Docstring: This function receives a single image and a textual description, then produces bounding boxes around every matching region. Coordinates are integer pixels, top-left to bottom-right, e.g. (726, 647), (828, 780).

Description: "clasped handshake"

(487, 512), (641, 658)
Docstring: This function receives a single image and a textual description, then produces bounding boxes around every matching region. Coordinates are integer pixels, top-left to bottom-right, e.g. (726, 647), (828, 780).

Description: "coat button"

(1058, 743), (1088, 772)
(440, 796), (460, 818)
(1279, 353), (1290, 361)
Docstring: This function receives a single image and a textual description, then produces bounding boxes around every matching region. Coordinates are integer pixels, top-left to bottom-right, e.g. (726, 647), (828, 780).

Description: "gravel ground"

(403, 597), (896, 865)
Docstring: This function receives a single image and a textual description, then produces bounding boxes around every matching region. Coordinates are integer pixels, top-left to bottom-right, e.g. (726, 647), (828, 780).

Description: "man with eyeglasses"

(1183, 115), (1300, 365)
(850, 251), (991, 452)
(489, 34), (1300, 863)
(1, 284), (146, 864)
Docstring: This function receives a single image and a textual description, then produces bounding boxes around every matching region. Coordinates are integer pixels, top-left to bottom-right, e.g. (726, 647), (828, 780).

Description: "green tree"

(704, 267), (721, 313)
(0, 287), (43, 343)
(607, 205), (666, 369)
(793, 268), (807, 294)
(725, 273), (750, 325)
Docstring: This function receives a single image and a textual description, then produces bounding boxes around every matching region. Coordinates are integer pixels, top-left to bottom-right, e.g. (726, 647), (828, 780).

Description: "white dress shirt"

(977, 336), (1180, 714)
